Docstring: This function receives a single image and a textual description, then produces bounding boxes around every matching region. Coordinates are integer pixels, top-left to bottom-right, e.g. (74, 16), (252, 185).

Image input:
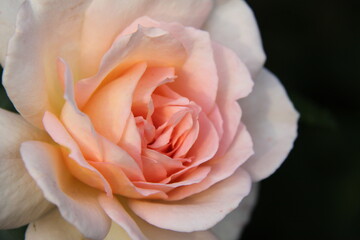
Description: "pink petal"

(83, 62), (147, 143)
(240, 69), (299, 181)
(79, 0), (213, 77)
(75, 25), (186, 108)
(129, 168), (251, 232)
(204, 0), (266, 77)
(21, 141), (111, 240)
(0, 109), (52, 229)
(26, 209), (83, 240)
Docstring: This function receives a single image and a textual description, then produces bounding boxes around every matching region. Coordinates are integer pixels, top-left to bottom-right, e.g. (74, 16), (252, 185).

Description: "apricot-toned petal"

(3, 0), (91, 127)
(80, 0), (213, 77)
(129, 168), (251, 232)
(75, 25), (186, 108)
(99, 195), (147, 240)
(204, 0), (266, 77)
(240, 69), (299, 181)
(0, 109), (53, 229)
(83, 62), (146, 143)
(26, 209), (82, 240)
(168, 124), (253, 201)
(21, 141), (111, 240)
(212, 40), (253, 157)
(0, 0), (24, 66)
(211, 183), (259, 240)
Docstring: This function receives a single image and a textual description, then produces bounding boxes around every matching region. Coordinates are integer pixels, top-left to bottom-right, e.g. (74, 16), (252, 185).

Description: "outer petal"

(0, 0), (24, 66)
(21, 141), (111, 240)
(3, 0), (91, 127)
(128, 168), (251, 232)
(26, 209), (82, 240)
(104, 218), (218, 240)
(0, 109), (53, 229)
(80, 0), (213, 77)
(204, 0), (266, 77)
(211, 184), (259, 240)
(240, 69), (299, 181)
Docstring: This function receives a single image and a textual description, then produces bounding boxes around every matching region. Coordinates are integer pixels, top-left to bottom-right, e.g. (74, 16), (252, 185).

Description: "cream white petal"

(26, 209), (83, 240)
(0, 0), (24, 66)
(204, 0), (266, 77)
(0, 109), (53, 229)
(3, 0), (91, 127)
(240, 69), (299, 181)
(211, 184), (259, 240)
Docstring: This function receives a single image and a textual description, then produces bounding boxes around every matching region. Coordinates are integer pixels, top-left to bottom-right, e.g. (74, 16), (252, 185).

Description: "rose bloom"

(0, 0), (298, 240)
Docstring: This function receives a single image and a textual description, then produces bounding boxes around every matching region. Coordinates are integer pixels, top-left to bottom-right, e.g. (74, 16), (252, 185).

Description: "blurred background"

(242, 0), (360, 239)
(1, 0), (359, 239)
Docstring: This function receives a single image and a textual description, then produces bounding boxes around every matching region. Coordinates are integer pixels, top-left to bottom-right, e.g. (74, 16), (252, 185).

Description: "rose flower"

(0, 0), (299, 239)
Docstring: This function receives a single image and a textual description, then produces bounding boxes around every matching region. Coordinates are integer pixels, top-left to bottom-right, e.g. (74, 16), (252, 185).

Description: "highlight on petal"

(128, 168), (251, 232)
(0, 0), (24, 66)
(0, 109), (53, 229)
(3, 0), (91, 127)
(21, 141), (111, 240)
(211, 183), (259, 240)
(240, 69), (299, 181)
(204, 0), (266, 77)
(26, 209), (82, 240)
(80, 0), (213, 77)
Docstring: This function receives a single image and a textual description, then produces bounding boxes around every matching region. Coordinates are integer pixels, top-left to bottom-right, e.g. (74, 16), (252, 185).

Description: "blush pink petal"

(99, 195), (148, 240)
(212, 42), (253, 156)
(0, 0), (24, 66)
(89, 161), (166, 199)
(128, 168), (251, 232)
(80, 0), (213, 77)
(168, 124), (253, 201)
(21, 141), (111, 240)
(3, 0), (90, 127)
(83, 62), (147, 143)
(26, 209), (83, 240)
(75, 25), (186, 108)
(0, 109), (53, 229)
(240, 69), (299, 181)
(204, 0), (266, 77)
(43, 111), (112, 195)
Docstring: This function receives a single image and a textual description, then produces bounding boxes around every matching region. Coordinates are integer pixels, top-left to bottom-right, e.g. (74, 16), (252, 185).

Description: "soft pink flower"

(0, 0), (298, 239)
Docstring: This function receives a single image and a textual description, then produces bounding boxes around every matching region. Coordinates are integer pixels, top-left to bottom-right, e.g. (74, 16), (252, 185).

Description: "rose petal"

(240, 69), (299, 181)
(3, 0), (91, 127)
(21, 141), (111, 240)
(128, 168), (251, 232)
(75, 25), (187, 108)
(26, 209), (82, 240)
(0, 0), (24, 66)
(211, 183), (259, 240)
(204, 0), (266, 77)
(0, 109), (53, 229)
(99, 195), (147, 240)
(80, 0), (213, 77)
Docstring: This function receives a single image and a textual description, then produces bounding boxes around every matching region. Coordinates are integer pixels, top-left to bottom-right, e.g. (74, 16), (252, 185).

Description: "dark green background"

(1, 0), (359, 239)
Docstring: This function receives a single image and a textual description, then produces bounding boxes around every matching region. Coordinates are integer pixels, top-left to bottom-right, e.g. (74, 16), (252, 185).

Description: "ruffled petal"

(26, 209), (82, 240)
(204, 0), (266, 77)
(0, 109), (53, 229)
(21, 141), (111, 240)
(240, 69), (299, 181)
(128, 168), (251, 232)
(3, 0), (91, 127)
(80, 0), (213, 77)
(0, 0), (24, 66)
